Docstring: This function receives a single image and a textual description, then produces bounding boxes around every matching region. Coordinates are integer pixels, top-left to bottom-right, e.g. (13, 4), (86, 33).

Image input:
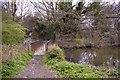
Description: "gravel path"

(18, 56), (57, 78)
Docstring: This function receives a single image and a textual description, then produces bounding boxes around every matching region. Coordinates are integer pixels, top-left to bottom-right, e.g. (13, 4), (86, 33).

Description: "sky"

(3, 0), (119, 16)
(72, 0), (120, 7)
(2, 0), (119, 3)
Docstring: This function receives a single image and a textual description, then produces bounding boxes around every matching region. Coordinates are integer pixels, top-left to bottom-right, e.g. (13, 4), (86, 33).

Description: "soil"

(18, 56), (57, 78)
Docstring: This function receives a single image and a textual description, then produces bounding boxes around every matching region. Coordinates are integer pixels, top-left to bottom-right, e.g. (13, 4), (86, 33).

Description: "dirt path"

(18, 56), (57, 78)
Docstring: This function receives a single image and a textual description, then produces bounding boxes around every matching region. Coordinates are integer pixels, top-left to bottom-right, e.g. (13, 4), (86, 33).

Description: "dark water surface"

(63, 46), (120, 68)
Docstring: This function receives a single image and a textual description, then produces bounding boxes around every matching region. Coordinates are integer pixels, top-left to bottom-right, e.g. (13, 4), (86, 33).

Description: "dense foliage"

(2, 21), (27, 45)
(2, 52), (33, 78)
(59, 2), (72, 12)
(44, 44), (65, 61)
(43, 45), (119, 78)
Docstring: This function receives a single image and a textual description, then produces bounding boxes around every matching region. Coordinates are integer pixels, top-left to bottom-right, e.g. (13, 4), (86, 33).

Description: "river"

(63, 46), (120, 68)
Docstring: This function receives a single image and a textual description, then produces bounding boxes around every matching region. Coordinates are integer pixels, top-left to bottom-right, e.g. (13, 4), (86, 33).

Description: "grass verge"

(2, 52), (33, 78)
(43, 44), (119, 78)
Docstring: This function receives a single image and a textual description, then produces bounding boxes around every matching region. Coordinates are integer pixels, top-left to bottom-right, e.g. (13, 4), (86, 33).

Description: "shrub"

(47, 48), (65, 61)
(45, 44), (65, 61)
(2, 21), (27, 45)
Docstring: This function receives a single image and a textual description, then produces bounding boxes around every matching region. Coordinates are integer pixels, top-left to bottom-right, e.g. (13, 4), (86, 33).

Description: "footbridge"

(31, 40), (52, 55)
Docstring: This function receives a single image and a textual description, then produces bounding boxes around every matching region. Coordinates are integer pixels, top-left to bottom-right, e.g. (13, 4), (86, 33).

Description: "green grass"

(43, 45), (119, 78)
(44, 59), (119, 78)
(2, 52), (33, 78)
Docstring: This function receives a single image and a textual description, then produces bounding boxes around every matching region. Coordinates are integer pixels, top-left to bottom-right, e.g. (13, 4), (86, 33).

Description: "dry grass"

(2, 44), (28, 62)
(47, 44), (60, 52)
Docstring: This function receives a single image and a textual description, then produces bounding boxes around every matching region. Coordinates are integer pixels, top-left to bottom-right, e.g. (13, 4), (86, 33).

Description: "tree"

(30, 1), (79, 41)
(2, 0), (17, 21)
(59, 2), (72, 12)
(29, 0), (119, 46)
(2, 2), (27, 45)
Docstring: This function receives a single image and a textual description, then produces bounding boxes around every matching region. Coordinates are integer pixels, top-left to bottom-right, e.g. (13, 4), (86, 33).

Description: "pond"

(63, 46), (120, 68)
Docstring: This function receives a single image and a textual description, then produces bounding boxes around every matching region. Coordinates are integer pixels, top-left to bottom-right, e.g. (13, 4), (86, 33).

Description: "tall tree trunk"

(11, 0), (17, 21)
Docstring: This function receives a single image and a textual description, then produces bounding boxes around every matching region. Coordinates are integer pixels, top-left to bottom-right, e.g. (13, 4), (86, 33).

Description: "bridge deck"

(31, 40), (52, 56)
(34, 46), (46, 55)
(33, 42), (48, 55)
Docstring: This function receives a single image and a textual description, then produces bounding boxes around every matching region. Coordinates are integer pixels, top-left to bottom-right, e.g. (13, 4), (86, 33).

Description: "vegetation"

(2, 1), (119, 46)
(1, 1), (29, 62)
(58, 2), (72, 12)
(2, 21), (27, 45)
(2, 44), (28, 62)
(2, 52), (33, 78)
(2, 5), (27, 45)
(43, 45), (119, 78)
(28, 1), (119, 48)
(1, 0), (119, 78)
(46, 44), (65, 61)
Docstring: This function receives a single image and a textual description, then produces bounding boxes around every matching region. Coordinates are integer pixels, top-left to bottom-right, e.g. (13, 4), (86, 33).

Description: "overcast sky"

(13, 0), (119, 16)
(72, 0), (120, 6)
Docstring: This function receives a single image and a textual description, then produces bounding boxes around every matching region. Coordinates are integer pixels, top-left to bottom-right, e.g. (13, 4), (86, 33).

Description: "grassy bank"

(2, 52), (33, 78)
(2, 44), (28, 62)
(43, 44), (119, 78)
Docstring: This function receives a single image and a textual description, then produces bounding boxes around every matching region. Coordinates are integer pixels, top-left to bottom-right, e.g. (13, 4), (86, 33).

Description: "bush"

(45, 44), (65, 61)
(47, 48), (65, 61)
(2, 21), (27, 45)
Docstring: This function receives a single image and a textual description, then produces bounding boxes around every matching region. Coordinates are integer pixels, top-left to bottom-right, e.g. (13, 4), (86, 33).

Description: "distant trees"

(2, 0), (117, 46)
(118, 2), (120, 43)
(29, 0), (119, 46)
(2, 0), (17, 21)
(59, 2), (72, 12)
(30, 1), (78, 41)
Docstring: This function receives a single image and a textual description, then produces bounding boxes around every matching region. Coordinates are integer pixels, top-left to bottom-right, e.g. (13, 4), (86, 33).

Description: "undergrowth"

(2, 52), (33, 78)
(2, 44), (28, 62)
(43, 44), (119, 78)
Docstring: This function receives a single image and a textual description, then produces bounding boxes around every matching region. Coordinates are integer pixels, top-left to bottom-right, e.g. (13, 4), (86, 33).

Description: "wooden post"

(24, 38), (31, 54)
(44, 43), (46, 52)
(45, 40), (52, 54)
(28, 38), (31, 54)
(28, 32), (32, 54)
(45, 42), (47, 54)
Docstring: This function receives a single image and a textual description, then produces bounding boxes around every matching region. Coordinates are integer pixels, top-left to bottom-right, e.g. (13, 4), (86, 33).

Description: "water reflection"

(64, 46), (119, 68)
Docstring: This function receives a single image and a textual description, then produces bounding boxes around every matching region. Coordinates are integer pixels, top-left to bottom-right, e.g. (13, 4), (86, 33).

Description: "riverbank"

(63, 46), (119, 69)
(59, 43), (120, 49)
(43, 44), (119, 78)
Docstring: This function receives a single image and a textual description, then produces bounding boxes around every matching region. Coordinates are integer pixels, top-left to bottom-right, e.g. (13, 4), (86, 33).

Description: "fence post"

(24, 37), (31, 54)
(28, 37), (31, 54)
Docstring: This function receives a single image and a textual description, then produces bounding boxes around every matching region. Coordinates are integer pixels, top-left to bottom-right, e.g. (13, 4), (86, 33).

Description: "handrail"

(31, 40), (52, 53)
(45, 40), (52, 54)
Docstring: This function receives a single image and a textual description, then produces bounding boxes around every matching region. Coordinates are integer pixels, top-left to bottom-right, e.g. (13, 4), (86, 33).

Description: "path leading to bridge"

(18, 40), (57, 78)
(18, 56), (57, 78)
(31, 40), (51, 55)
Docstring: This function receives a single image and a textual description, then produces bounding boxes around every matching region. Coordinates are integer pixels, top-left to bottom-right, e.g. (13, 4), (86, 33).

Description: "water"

(63, 46), (120, 68)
